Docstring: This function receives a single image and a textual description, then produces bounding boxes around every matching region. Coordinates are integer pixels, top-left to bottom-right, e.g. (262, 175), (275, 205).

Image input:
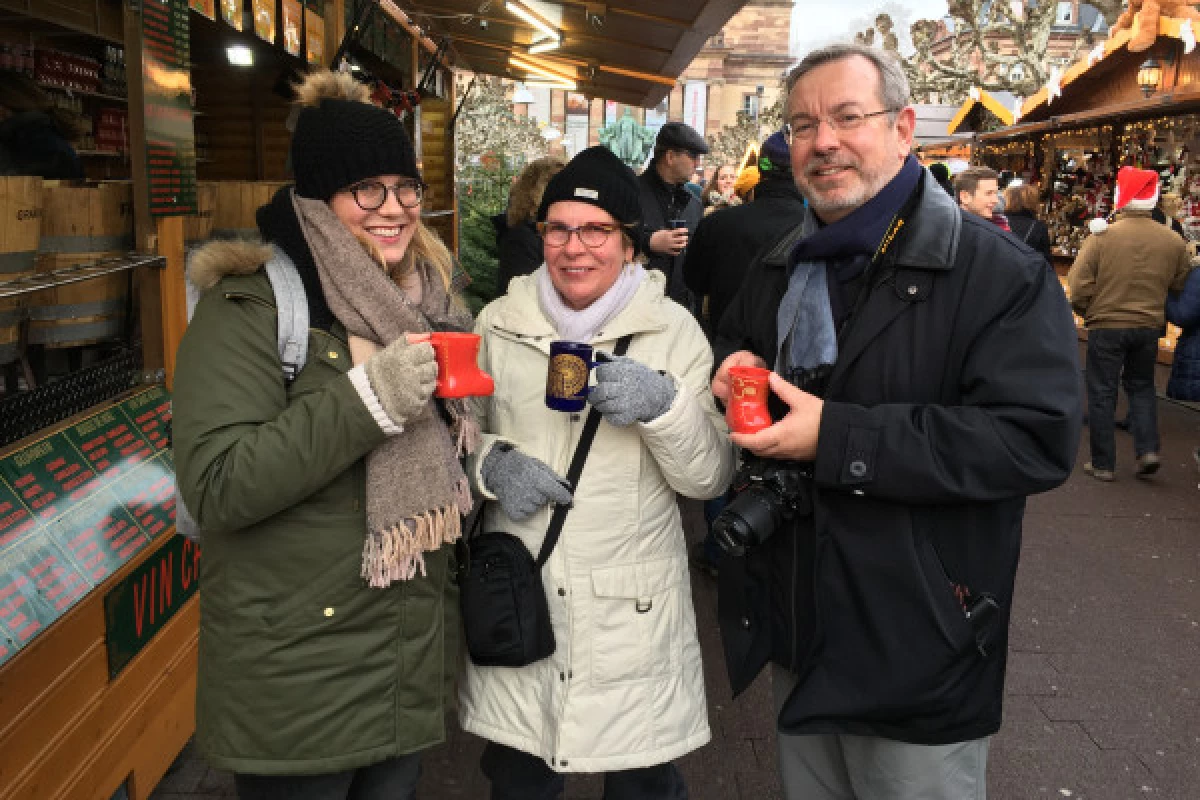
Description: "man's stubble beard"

(796, 158), (898, 218)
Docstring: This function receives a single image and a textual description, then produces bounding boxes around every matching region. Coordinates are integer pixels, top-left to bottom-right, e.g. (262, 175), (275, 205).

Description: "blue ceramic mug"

(545, 340), (596, 412)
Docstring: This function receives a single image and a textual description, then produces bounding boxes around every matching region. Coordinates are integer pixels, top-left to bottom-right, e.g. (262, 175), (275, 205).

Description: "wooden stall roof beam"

(450, 32), (677, 88)
(401, 4), (674, 58)
(401, 0), (746, 107)
(1019, 17), (1191, 120)
(980, 90), (1200, 142)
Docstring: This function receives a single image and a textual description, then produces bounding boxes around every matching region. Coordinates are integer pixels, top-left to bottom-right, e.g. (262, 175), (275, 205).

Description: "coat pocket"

(588, 556), (686, 685)
(913, 532), (975, 654)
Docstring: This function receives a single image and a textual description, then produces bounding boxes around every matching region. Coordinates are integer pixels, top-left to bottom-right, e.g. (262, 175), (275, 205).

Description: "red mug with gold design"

(726, 366), (772, 434)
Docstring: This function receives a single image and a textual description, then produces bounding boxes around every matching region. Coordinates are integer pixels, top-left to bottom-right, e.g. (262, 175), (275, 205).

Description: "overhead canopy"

(394, 0), (749, 107)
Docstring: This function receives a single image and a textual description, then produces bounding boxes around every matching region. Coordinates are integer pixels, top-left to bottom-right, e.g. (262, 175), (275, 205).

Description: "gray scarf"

(292, 194), (476, 587)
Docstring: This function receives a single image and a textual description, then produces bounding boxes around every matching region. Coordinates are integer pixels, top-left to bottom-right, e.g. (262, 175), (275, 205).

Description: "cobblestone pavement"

(153, 393), (1200, 800)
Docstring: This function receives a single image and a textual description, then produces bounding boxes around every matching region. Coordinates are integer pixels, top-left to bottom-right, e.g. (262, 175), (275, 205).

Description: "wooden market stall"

(975, 16), (1200, 364)
(0, 1), (386, 799)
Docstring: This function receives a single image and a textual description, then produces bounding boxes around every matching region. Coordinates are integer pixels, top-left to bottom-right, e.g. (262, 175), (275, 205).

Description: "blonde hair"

(507, 156), (567, 227)
(355, 218), (457, 292)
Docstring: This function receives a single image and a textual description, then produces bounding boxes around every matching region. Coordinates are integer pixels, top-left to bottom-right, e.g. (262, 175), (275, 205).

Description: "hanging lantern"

(1137, 57), (1163, 97)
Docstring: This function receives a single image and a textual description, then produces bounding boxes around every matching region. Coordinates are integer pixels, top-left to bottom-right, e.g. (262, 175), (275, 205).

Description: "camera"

(711, 459), (810, 557)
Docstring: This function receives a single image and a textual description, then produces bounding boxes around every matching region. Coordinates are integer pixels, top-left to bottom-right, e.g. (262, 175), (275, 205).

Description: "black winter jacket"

(1005, 209), (1053, 265)
(494, 216), (543, 298)
(637, 163), (703, 310)
(714, 171), (1082, 745)
(683, 177), (806, 335)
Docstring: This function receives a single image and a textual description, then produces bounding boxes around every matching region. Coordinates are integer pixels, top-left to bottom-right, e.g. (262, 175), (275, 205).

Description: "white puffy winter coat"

(460, 269), (735, 773)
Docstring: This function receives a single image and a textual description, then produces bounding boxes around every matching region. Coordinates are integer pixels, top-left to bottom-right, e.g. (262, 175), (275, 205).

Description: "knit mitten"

(589, 356), (676, 426)
(481, 444), (573, 521)
(363, 338), (438, 426)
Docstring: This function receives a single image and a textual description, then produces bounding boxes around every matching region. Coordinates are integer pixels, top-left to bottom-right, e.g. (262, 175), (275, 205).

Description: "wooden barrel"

(185, 181), (219, 243)
(28, 181), (133, 349)
(0, 176), (42, 364)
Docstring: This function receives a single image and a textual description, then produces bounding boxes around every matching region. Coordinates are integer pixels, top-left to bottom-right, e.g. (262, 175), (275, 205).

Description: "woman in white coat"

(462, 145), (735, 799)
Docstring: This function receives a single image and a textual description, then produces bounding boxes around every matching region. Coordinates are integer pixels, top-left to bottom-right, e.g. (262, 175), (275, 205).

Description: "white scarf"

(536, 262), (645, 343)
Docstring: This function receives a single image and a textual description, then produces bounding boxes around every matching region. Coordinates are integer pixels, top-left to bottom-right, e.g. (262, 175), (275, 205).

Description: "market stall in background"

(974, 16), (1200, 364)
(0, 1), (457, 798)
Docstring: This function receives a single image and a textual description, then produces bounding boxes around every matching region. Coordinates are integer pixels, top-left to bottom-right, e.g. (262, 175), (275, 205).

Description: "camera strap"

(834, 173), (926, 344)
(534, 333), (634, 567)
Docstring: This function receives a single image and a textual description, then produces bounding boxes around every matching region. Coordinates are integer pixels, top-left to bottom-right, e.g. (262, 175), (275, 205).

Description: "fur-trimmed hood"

(188, 238), (273, 291)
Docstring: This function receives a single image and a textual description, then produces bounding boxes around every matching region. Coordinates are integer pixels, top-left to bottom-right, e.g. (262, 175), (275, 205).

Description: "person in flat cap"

(173, 69), (474, 799)
(636, 121), (710, 312)
(1069, 165), (1194, 481)
(460, 144), (734, 798)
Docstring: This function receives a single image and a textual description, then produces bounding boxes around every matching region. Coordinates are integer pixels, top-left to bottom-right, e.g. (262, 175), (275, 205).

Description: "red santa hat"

(1113, 166), (1159, 212)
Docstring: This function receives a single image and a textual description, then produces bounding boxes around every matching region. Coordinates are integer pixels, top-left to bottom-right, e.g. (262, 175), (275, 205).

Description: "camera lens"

(712, 488), (785, 556)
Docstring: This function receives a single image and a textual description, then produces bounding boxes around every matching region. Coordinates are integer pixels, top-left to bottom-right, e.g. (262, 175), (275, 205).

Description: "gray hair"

(785, 43), (911, 114)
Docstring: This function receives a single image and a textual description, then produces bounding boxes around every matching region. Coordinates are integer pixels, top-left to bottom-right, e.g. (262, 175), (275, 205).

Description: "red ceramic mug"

(428, 332), (494, 398)
(726, 366), (772, 434)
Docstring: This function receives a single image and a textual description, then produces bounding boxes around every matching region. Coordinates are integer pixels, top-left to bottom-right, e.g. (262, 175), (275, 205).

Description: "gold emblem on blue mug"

(546, 340), (594, 411)
(547, 354), (589, 398)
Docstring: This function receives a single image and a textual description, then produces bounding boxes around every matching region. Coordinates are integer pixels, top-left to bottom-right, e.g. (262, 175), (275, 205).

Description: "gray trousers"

(772, 665), (989, 800)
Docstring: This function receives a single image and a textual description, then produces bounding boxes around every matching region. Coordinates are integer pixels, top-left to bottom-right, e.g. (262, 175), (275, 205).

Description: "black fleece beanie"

(537, 145), (641, 226)
(290, 98), (421, 201)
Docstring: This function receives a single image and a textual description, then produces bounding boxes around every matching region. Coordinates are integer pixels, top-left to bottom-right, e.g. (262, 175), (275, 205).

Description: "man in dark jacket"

(637, 122), (707, 311)
(711, 44), (1082, 799)
(684, 131), (806, 337)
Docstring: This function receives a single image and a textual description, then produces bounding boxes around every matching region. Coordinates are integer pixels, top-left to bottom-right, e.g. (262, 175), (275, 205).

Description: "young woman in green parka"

(172, 71), (475, 799)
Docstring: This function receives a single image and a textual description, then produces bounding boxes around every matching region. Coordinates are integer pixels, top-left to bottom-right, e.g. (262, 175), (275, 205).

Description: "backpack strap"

(263, 244), (309, 383)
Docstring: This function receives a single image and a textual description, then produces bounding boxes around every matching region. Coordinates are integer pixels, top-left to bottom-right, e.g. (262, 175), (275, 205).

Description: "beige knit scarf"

(292, 193), (477, 587)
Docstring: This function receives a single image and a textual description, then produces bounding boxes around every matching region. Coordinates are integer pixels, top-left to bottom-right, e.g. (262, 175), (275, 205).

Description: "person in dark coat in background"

(1166, 265), (1200, 402)
(1004, 182), (1053, 265)
(636, 122), (708, 311)
(684, 132), (805, 338)
(493, 156), (565, 297)
(1166, 266), (1200, 472)
(0, 74), (84, 179)
(683, 131), (806, 576)
(712, 44), (1081, 799)
(928, 161), (954, 196)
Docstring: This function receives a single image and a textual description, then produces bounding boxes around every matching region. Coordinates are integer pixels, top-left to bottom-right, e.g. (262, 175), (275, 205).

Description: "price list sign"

(0, 537), (87, 657)
(0, 387), (179, 665)
(122, 385), (172, 454)
(0, 436), (101, 525)
(142, 0), (197, 217)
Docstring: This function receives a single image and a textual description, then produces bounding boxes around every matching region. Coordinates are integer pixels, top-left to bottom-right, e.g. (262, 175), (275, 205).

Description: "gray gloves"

(481, 444), (573, 521)
(589, 356), (676, 426)
(363, 338), (438, 426)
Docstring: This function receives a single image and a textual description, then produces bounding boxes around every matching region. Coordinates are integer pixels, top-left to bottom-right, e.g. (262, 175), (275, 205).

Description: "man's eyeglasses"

(537, 222), (622, 248)
(344, 179), (426, 211)
(782, 108), (901, 145)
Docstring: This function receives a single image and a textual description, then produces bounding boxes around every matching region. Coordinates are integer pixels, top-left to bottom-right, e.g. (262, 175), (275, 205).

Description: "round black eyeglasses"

(345, 180), (426, 210)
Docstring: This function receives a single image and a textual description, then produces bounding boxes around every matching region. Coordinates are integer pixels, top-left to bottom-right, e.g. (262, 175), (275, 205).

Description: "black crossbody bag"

(460, 334), (633, 668)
